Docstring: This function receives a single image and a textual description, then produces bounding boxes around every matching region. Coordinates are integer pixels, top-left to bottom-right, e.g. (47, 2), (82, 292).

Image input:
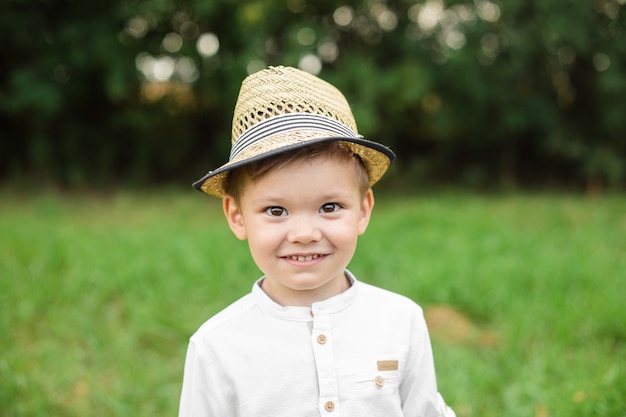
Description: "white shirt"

(179, 271), (455, 417)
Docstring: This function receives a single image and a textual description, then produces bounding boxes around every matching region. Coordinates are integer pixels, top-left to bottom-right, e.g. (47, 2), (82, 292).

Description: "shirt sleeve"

(400, 308), (456, 417)
(439, 393), (457, 417)
(178, 339), (228, 417)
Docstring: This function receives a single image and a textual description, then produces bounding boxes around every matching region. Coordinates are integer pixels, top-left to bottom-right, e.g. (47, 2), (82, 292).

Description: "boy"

(180, 66), (455, 417)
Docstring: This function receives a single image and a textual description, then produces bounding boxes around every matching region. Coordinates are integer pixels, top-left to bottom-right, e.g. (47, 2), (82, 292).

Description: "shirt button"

(324, 401), (335, 412)
(317, 334), (327, 344)
(375, 376), (385, 388)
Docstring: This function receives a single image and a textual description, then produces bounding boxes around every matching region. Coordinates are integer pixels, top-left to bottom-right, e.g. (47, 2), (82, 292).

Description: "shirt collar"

(251, 270), (359, 321)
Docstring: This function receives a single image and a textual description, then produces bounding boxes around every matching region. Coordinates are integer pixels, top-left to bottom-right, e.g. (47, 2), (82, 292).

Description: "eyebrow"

(318, 191), (354, 202)
(251, 191), (356, 206)
(248, 196), (289, 207)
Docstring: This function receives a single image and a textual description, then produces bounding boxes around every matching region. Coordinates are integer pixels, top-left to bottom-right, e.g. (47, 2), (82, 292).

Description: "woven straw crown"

(193, 66), (395, 197)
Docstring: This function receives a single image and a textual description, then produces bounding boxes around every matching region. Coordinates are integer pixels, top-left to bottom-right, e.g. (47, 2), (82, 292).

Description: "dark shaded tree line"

(1, 0), (624, 191)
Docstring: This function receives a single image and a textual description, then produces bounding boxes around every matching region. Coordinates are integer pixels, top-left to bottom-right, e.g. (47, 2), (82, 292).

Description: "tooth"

(288, 255), (321, 261)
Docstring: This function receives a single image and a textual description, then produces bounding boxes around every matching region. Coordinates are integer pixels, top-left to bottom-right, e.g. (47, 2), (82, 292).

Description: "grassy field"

(1, 189), (624, 417)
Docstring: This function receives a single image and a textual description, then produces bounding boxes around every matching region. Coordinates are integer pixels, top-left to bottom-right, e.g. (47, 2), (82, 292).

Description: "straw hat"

(193, 66), (395, 197)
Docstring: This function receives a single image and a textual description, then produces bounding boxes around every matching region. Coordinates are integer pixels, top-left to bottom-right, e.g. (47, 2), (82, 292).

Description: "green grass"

(1, 189), (624, 416)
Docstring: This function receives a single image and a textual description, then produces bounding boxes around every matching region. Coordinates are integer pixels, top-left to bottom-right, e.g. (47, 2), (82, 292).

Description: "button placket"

(311, 311), (339, 414)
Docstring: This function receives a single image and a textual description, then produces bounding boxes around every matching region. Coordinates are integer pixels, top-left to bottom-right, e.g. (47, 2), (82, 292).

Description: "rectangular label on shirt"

(377, 360), (399, 371)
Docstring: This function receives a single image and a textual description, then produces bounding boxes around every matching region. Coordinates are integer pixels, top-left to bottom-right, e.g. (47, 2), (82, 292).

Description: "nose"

(287, 215), (322, 244)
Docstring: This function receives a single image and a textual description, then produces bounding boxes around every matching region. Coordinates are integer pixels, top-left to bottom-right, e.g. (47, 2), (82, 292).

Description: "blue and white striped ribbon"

(229, 113), (358, 161)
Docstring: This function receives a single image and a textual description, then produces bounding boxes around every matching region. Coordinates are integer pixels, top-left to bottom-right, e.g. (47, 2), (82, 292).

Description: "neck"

(261, 274), (351, 307)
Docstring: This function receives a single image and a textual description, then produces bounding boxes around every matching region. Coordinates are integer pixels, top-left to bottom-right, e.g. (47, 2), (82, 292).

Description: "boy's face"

(223, 155), (374, 306)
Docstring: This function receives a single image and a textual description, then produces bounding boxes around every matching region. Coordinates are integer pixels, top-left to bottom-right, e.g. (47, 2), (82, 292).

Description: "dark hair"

(224, 141), (370, 202)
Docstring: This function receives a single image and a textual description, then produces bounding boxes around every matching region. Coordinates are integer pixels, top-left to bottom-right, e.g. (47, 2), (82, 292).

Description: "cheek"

(246, 236), (271, 268)
(246, 225), (282, 251)
(327, 222), (361, 246)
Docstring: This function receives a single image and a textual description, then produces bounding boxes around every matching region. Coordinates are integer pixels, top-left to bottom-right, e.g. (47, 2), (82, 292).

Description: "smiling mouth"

(284, 254), (322, 261)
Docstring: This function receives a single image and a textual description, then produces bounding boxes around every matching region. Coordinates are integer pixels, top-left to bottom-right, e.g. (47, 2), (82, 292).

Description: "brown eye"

(265, 206), (287, 216)
(320, 203), (340, 213)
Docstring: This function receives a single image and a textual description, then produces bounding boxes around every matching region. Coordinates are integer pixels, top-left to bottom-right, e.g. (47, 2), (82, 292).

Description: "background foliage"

(1, 0), (625, 190)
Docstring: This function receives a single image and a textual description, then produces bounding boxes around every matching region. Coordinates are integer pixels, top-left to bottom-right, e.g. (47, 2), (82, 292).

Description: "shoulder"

(189, 292), (259, 342)
(356, 281), (424, 315)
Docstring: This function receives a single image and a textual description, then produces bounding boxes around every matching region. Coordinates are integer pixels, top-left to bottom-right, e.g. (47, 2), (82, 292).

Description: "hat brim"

(193, 136), (395, 197)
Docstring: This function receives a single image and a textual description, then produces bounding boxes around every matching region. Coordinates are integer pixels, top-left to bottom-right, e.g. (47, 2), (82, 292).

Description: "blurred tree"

(0, 0), (624, 191)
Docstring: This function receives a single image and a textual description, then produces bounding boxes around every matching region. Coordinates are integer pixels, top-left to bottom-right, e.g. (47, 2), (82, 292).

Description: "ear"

(357, 188), (375, 235)
(223, 195), (247, 240)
